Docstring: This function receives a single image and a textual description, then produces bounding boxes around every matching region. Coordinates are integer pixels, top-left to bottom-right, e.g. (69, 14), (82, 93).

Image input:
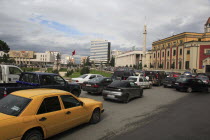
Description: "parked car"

(169, 72), (181, 78)
(163, 77), (177, 88)
(127, 76), (152, 89)
(72, 74), (103, 84)
(112, 68), (136, 80)
(0, 72), (81, 99)
(0, 65), (23, 83)
(196, 75), (209, 84)
(82, 77), (113, 94)
(0, 89), (104, 140)
(144, 70), (166, 86)
(102, 80), (143, 103)
(174, 78), (209, 93)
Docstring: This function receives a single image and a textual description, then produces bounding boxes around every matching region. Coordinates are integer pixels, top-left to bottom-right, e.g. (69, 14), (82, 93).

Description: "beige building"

(111, 50), (122, 58)
(8, 50), (59, 67)
(115, 51), (143, 67)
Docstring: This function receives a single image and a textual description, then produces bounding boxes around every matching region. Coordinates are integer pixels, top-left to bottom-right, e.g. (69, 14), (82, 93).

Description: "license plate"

(86, 84), (91, 86)
(107, 95), (115, 98)
(167, 84), (171, 86)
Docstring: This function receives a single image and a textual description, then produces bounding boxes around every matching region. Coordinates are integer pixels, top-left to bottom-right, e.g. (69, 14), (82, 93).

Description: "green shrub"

(52, 69), (59, 74)
(80, 67), (90, 75)
(65, 69), (74, 77)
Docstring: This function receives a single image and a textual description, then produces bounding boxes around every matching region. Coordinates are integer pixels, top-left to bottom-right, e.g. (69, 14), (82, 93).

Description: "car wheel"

(138, 91), (143, 98)
(90, 109), (101, 124)
(149, 84), (152, 89)
(22, 130), (43, 140)
(187, 87), (192, 93)
(123, 93), (129, 103)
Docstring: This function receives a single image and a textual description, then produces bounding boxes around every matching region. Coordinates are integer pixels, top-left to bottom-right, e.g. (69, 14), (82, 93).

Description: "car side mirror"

(80, 101), (84, 106)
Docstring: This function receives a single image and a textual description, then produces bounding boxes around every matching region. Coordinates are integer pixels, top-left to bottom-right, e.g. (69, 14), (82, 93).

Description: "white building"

(111, 50), (122, 58)
(90, 40), (111, 65)
(115, 51), (143, 67)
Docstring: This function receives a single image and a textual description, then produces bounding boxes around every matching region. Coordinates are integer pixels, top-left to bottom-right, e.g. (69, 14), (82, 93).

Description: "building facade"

(90, 40), (111, 65)
(115, 51), (143, 67)
(111, 50), (122, 58)
(150, 17), (210, 72)
(8, 50), (59, 67)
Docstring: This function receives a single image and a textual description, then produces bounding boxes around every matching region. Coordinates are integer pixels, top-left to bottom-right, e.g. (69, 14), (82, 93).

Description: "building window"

(179, 61), (182, 69)
(154, 53), (156, 58)
(167, 51), (170, 57)
(185, 61), (189, 69)
(173, 50), (176, 56)
(162, 52), (164, 57)
(205, 49), (210, 54)
(180, 40), (183, 44)
(187, 50), (190, 54)
(180, 49), (182, 55)
(198, 38), (201, 41)
(158, 53), (159, 58)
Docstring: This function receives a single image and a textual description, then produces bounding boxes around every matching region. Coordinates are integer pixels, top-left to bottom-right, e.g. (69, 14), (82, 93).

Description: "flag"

(72, 50), (76, 56)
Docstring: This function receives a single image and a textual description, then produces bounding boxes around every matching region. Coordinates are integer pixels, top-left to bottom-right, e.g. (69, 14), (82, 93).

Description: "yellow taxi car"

(0, 89), (104, 140)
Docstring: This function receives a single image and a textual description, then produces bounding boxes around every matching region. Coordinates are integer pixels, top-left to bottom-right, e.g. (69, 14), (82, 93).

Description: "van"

(112, 67), (136, 80)
(0, 65), (23, 83)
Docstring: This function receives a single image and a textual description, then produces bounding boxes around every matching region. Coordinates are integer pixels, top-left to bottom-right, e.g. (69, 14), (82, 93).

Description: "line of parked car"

(163, 72), (210, 93)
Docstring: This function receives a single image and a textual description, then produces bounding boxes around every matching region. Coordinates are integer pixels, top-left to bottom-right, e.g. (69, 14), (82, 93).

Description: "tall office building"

(90, 40), (111, 65)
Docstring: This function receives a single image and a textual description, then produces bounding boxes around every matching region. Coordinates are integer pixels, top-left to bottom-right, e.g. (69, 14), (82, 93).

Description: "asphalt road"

(113, 90), (210, 140)
(48, 86), (188, 140)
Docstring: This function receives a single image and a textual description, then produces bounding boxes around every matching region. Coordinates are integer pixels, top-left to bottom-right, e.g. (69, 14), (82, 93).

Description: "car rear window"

(79, 74), (88, 78)
(0, 94), (31, 116)
(127, 77), (137, 82)
(20, 73), (39, 83)
(109, 81), (129, 87)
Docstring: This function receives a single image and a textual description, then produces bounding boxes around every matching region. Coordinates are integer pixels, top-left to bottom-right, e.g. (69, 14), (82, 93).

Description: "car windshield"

(79, 74), (88, 78)
(127, 77), (137, 82)
(0, 94), (31, 116)
(108, 81), (128, 87)
(177, 78), (190, 83)
(89, 77), (104, 82)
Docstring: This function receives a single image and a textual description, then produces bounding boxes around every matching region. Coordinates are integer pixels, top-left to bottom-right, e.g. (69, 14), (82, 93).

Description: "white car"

(127, 76), (152, 89)
(72, 74), (103, 84)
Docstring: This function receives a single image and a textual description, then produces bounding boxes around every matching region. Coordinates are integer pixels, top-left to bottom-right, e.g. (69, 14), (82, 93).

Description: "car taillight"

(92, 84), (99, 88)
(4, 88), (7, 97)
(156, 74), (159, 79)
(76, 80), (79, 82)
(179, 83), (184, 86)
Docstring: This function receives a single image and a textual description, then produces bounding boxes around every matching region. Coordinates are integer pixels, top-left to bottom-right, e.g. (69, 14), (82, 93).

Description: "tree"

(56, 53), (61, 71)
(139, 62), (142, 70)
(110, 56), (115, 67)
(85, 56), (91, 66)
(0, 40), (10, 53)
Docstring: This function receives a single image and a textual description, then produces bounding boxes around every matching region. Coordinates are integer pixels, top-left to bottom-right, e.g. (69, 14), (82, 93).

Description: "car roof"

(23, 72), (59, 76)
(11, 89), (69, 98)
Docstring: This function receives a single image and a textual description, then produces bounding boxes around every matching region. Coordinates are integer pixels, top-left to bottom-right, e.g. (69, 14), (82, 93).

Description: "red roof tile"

(205, 17), (210, 26)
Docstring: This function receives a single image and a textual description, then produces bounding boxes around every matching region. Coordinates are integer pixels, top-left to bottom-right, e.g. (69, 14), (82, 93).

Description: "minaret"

(142, 22), (147, 69)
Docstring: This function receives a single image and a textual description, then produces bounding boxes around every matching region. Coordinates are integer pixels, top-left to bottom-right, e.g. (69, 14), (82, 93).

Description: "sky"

(0, 0), (210, 60)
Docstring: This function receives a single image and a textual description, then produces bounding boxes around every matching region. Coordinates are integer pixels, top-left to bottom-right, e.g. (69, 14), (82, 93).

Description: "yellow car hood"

(0, 113), (15, 121)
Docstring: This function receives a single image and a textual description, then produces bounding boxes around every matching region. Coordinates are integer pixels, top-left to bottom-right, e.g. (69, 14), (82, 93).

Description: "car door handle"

(66, 111), (71, 115)
(39, 117), (47, 121)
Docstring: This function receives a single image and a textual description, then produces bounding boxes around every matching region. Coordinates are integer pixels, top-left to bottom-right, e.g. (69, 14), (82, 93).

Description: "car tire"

(149, 84), (152, 89)
(72, 90), (80, 97)
(138, 91), (143, 98)
(90, 109), (101, 124)
(123, 93), (129, 103)
(22, 129), (43, 140)
(187, 87), (192, 93)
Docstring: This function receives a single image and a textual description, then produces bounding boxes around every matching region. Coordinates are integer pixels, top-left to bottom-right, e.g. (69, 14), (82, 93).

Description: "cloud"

(0, 0), (210, 60)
